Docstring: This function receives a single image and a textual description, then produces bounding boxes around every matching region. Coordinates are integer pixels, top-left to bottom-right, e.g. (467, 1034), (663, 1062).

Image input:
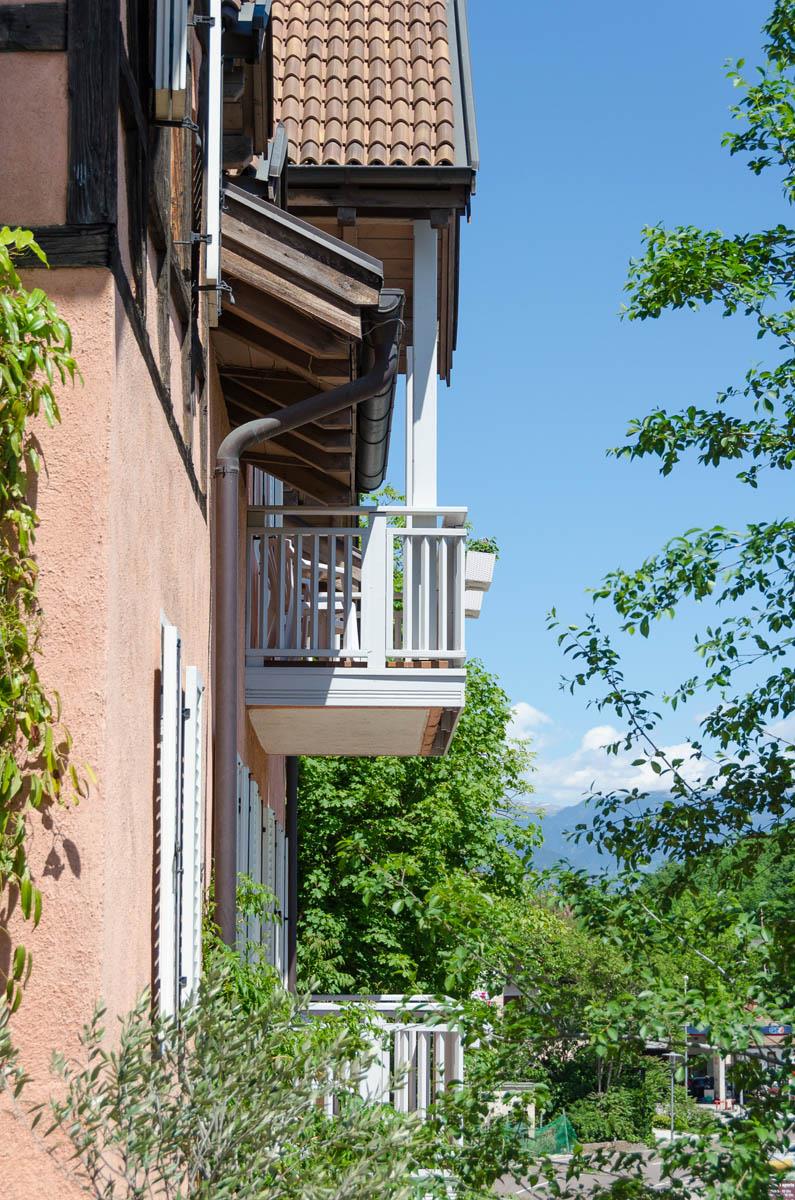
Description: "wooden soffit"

(215, 184), (387, 503)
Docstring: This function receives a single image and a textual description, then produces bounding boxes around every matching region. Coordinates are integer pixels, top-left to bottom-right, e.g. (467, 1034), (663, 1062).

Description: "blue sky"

(419, 2), (791, 807)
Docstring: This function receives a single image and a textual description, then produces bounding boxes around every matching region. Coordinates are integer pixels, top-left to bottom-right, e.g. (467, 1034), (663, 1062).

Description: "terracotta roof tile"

(271, 0), (459, 166)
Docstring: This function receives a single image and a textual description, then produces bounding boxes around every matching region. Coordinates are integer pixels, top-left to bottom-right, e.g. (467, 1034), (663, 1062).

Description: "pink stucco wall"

(0, 52), (68, 225)
(0, 257), (286, 1194)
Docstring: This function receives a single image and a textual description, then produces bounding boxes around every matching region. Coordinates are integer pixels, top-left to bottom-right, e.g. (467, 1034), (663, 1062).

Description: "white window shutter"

(158, 623), (183, 1019)
(236, 759), (250, 950)
(204, 0), (223, 293)
(282, 825), (291, 984)
(180, 667), (204, 1005)
(273, 822), (285, 981)
(155, 0), (189, 121)
(247, 779), (263, 950)
(263, 807), (276, 965)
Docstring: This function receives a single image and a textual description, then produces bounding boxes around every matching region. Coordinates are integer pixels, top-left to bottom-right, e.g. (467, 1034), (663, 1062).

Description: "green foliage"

(544, 5), (795, 1194)
(0, 228), (84, 1010)
(567, 1088), (645, 1144)
(30, 957), (420, 1200)
(297, 660), (533, 993)
(466, 537), (499, 558)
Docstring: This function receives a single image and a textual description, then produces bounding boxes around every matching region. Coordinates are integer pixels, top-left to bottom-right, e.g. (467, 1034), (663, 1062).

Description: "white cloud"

(527, 722), (704, 811)
(508, 702), (552, 742)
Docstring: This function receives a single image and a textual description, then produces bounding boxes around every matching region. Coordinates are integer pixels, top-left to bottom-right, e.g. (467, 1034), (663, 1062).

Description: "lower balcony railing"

(308, 995), (464, 1120)
(246, 506), (467, 668)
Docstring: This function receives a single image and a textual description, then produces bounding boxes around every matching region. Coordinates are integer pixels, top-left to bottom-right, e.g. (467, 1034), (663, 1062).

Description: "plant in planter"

(465, 537), (498, 594)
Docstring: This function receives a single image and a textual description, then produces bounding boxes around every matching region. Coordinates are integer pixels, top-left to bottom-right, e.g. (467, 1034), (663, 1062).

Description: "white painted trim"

(246, 666), (466, 708)
(204, 0), (223, 297)
(158, 623), (182, 1018)
(180, 666), (204, 1005)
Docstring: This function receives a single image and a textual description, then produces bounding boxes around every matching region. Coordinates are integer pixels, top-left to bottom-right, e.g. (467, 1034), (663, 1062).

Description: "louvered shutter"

(274, 821), (288, 983)
(180, 667), (204, 1004)
(236, 759), (250, 951)
(154, 0), (188, 121)
(247, 778), (263, 950)
(158, 623), (183, 1018)
(263, 807), (276, 965)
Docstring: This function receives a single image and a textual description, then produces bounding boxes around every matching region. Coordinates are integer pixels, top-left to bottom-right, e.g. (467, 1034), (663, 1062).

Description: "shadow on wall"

(0, 801), (83, 985)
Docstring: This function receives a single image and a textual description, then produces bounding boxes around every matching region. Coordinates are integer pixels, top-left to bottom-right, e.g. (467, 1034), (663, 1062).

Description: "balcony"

(308, 995), (464, 1118)
(245, 506), (467, 756)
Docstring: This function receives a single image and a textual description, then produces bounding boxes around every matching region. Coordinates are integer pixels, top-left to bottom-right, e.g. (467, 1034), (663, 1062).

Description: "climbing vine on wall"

(0, 228), (86, 1010)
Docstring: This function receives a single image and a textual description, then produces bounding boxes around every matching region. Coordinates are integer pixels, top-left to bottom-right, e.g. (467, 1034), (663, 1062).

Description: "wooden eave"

(279, 167), (469, 384)
(213, 186), (386, 504)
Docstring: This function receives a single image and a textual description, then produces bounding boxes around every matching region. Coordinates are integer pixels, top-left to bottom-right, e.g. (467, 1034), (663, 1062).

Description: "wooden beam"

(221, 377), (351, 448)
(241, 452), (351, 505)
(216, 311), (351, 386)
(223, 384), (352, 469)
(0, 3), (66, 50)
(287, 186), (468, 214)
(217, 367), (352, 428)
(226, 399), (350, 473)
(222, 242), (363, 341)
(222, 209), (381, 305)
(222, 278), (349, 358)
(11, 223), (114, 267)
(119, 36), (148, 144)
(68, 0), (118, 224)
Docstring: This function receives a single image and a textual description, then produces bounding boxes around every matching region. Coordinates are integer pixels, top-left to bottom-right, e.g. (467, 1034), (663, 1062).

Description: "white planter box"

(465, 588), (484, 619)
(465, 549), (496, 591)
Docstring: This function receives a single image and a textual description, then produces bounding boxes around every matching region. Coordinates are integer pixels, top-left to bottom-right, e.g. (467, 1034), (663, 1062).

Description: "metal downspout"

(213, 290), (404, 944)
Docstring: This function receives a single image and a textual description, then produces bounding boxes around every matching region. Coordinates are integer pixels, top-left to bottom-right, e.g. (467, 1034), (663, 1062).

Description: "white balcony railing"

(246, 507), (467, 668)
(308, 995), (464, 1120)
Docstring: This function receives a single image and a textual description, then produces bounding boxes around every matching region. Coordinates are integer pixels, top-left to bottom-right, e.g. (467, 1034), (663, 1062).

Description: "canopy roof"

(215, 185), (398, 502)
(270, 0), (477, 168)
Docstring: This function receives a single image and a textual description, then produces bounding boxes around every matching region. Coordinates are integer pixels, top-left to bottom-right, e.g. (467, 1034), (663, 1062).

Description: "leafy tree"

(297, 660), (533, 992)
(0, 229), (84, 1009)
(544, 5), (795, 1194)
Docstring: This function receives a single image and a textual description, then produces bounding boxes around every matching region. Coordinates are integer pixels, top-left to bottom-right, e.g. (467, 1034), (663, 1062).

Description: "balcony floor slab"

(246, 665), (466, 756)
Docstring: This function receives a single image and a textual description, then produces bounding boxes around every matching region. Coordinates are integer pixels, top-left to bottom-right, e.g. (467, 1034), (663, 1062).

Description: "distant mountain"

(528, 799), (616, 873)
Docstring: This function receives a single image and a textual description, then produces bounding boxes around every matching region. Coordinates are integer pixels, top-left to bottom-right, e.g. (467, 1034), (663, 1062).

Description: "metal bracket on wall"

(175, 232), (214, 246)
(194, 280), (235, 303)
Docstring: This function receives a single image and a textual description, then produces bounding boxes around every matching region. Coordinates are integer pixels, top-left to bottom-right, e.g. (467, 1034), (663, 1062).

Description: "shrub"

(33, 956), (420, 1200)
(566, 1088), (646, 1143)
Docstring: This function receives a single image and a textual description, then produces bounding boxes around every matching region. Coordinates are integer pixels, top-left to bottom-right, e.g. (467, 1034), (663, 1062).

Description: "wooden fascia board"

(221, 242), (364, 343)
(221, 271), (350, 359)
(222, 212), (380, 309)
(224, 188), (384, 292)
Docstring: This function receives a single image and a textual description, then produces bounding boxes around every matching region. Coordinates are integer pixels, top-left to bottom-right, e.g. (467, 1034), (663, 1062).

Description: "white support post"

(360, 514), (387, 669)
(713, 1053), (727, 1105)
(409, 222), (438, 510)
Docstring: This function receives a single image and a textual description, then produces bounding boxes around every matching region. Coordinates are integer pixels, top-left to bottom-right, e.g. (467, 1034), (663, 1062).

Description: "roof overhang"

(213, 185), (399, 501)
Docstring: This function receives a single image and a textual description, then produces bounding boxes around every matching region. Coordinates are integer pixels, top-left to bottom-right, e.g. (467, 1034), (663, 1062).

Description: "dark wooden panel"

(0, 3), (66, 50)
(218, 311), (351, 385)
(12, 223), (113, 267)
(68, 0), (118, 224)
